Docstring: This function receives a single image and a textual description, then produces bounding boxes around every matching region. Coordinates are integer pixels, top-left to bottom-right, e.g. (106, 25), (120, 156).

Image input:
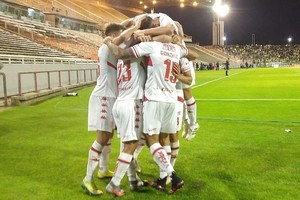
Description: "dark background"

(151, 0), (300, 45)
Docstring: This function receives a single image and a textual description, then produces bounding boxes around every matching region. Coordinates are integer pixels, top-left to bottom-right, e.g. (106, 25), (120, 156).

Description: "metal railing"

(18, 68), (97, 95)
(0, 72), (8, 106)
(0, 54), (97, 65)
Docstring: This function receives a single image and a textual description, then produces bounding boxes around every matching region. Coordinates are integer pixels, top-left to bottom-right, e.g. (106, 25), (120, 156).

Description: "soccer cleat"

(133, 158), (141, 173)
(129, 179), (149, 190)
(186, 123), (200, 141)
(81, 178), (103, 196)
(155, 176), (167, 191)
(169, 172), (184, 194)
(97, 170), (114, 179)
(106, 181), (125, 197)
(182, 119), (190, 139)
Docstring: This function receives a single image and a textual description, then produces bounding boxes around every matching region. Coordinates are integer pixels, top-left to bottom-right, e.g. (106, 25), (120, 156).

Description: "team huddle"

(81, 12), (200, 197)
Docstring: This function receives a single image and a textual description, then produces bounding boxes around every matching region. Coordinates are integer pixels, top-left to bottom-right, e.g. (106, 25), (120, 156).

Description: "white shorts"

(176, 96), (184, 131)
(143, 101), (177, 135)
(113, 99), (143, 142)
(182, 62), (196, 89)
(88, 96), (116, 132)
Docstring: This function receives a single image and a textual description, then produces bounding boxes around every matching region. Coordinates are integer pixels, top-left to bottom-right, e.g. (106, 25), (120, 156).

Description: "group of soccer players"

(81, 12), (199, 197)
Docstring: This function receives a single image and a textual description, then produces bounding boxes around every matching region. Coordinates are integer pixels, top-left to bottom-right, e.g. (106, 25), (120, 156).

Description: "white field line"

(198, 116), (300, 124)
(192, 71), (245, 89)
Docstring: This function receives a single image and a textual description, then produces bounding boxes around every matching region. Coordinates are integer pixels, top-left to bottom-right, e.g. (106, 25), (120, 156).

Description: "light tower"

(212, 0), (229, 46)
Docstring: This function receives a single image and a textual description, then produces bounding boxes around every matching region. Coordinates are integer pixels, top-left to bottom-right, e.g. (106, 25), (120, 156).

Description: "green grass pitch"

(0, 67), (299, 200)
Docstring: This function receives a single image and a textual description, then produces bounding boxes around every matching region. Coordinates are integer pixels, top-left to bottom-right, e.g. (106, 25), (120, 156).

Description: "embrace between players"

(81, 12), (200, 197)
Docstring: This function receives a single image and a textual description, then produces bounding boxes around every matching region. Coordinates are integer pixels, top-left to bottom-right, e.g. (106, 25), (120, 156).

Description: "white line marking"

(192, 71), (244, 89)
(198, 116), (300, 124)
(195, 99), (300, 101)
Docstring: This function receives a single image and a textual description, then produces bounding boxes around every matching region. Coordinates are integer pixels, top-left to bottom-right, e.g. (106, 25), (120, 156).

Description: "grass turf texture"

(0, 67), (299, 200)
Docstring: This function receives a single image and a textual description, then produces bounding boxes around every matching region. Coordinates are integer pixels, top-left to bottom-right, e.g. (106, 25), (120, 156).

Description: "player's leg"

(132, 136), (146, 173)
(97, 137), (114, 178)
(158, 102), (184, 193)
(106, 100), (142, 196)
(82, 130), (112, 195)
(183, 88), (199, 140)
(82, 96), (115, 195)
(106, 140), (138, 197)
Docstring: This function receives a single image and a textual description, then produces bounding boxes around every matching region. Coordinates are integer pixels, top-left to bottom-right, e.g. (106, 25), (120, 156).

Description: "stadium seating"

(0, 28), (76, 58)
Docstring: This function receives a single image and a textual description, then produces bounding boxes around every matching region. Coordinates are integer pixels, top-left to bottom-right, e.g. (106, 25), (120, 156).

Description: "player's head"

(151, 17), (160, 27)
(104, 23), (126, 37)
(140, 16), (154, 30)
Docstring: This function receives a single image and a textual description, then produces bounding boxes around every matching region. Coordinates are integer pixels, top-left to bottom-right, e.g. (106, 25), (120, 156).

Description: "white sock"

(186, 97), (197, 126)
(150, 143), (174, 178)
(170, 141), (179, 167)
(127, 159), (138, 182)
(160, 145), (171, 179)
(85, 141), (103, 182)
(111, 152), (133, 186)
(99, 139), (112, 174)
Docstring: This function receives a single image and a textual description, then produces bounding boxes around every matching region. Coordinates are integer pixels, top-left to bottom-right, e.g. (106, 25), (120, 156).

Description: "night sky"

(153, 0), (300, 45)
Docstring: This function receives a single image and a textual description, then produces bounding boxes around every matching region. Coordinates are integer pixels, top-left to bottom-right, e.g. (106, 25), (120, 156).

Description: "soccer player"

(225, 58), (230, 76)
(104, 33), (187, 194)
(127, 12), (178, 39)
(81, 23), (126, 196)
(104, 18), (151, 197)
(105, 53), (147, 197)
(181, 58), (200, 141)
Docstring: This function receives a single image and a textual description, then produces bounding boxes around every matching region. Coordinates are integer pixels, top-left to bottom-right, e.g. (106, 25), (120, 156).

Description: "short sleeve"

(130, 42), (154, 58)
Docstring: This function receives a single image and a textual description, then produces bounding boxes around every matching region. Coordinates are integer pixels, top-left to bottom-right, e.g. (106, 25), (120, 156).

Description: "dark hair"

(104, 23), (126, 36)
(140, 16), (153, 30)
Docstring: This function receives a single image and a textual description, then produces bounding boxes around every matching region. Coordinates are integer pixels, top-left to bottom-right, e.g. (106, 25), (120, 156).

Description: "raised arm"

(112, 16), (146, 46)
(104, 38), (133, 59)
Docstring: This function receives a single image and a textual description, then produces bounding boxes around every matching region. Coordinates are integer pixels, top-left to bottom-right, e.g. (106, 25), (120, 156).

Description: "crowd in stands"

(222, 45), (300, 66)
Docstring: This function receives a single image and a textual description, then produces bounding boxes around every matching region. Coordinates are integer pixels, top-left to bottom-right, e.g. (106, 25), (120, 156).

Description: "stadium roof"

(100, 0), (213, 10)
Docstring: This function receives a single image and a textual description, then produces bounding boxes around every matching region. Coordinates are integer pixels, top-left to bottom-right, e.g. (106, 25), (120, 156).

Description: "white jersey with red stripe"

(116, 57), (146, 100)
(91, 44), (118, 97)
(131, 41), (188, 103)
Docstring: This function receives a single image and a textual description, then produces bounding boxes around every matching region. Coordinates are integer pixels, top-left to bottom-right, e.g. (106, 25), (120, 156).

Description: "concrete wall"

(0, 63), (97, 98)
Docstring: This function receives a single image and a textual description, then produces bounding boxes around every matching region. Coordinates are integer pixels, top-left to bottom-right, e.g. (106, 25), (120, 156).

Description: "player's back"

(92, 44), (118, 98)
(131, 41), (187, 102)
(116, 57), (146, 100)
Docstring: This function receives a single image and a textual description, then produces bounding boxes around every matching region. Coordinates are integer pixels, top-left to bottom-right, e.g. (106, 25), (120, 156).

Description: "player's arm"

(172, 63), (192, 85)
(112, 24), (138, 45)
(152, 34), (172, 43)
(134, 23), (174, 39)
(186, 48), (199, 61)
(104, 38), (132, 59)
(112, 16), (146, 45)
